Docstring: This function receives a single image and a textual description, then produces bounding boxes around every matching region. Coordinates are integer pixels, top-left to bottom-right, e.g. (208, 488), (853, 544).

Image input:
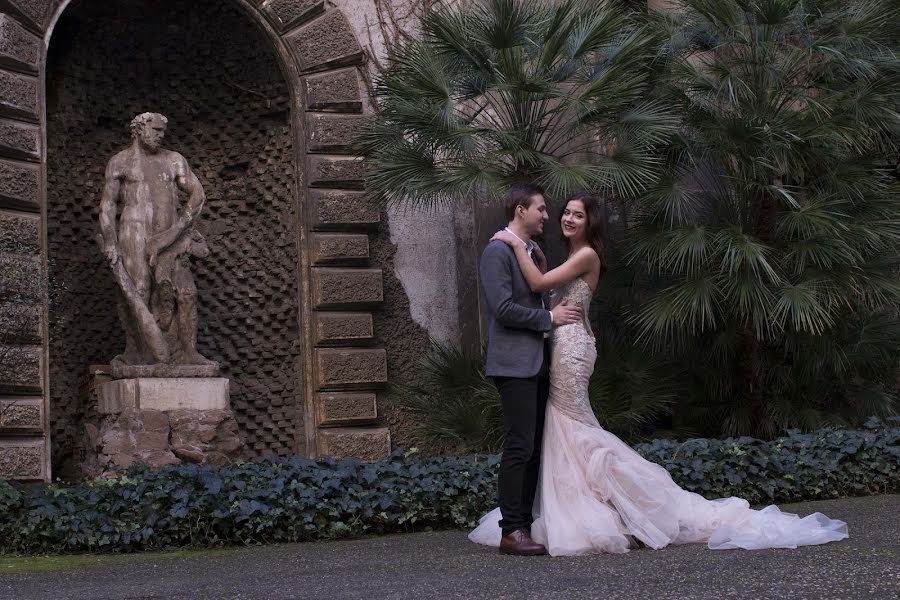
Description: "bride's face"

(561, 200), (587, 242)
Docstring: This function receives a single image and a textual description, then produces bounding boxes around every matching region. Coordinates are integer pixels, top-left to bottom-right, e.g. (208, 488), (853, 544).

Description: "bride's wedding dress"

(470, 278), (848, 556)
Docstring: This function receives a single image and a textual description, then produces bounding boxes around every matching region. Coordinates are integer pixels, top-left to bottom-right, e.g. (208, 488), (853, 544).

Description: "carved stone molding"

(315, 392), (377, 427)
(318, 426), (390, 461)
(314, 348), (388, 390)
(313, 312), (374, 346)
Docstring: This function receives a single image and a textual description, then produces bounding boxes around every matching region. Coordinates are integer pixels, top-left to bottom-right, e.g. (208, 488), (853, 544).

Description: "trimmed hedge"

(1, 418), (898, 555)
(636, 417), (900, 503)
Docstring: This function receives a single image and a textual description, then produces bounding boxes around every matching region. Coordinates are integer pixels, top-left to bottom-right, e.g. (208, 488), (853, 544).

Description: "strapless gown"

(469, 278), (848, 555)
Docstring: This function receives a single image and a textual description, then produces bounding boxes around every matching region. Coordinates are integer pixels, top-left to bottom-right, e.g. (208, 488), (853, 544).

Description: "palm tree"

(630, 0), (900, 437)
(397, 337), (681, 454)
(360, 0), (900, 443)
(358, 0), (678, 207)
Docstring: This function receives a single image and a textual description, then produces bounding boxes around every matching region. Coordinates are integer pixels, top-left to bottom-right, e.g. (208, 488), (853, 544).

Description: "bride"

(469, 192), (849, 556)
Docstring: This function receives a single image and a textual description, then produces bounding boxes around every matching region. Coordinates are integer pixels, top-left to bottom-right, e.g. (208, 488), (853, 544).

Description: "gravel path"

(1, 494), (898, 600)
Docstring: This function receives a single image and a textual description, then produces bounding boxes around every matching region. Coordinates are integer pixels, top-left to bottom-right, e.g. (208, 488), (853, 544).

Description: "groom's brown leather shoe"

(499, 529), (548, 556)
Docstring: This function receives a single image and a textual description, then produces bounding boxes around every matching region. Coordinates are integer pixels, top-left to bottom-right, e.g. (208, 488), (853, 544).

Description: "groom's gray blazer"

(480, 240), (552, 378)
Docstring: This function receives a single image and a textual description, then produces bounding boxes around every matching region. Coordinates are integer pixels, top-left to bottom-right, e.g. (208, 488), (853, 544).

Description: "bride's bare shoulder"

(571, 245), (601, 266)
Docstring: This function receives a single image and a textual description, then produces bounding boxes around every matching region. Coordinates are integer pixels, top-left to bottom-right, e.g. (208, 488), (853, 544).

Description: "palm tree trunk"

(756, 177), (780, 244)
(735, 326), (764, 435)
(733, 177), (781, 437)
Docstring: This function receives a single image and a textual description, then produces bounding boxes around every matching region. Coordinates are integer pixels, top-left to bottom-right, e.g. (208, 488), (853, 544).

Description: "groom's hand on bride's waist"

(551, 300), (581, 326)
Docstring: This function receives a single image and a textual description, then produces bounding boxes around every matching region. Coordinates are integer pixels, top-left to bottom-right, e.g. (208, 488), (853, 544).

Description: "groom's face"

(519, 194), (548, 237)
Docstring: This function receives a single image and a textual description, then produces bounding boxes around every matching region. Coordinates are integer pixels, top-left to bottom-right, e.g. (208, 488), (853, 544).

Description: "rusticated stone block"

(314, 348), (387, 390)
(304, 68), (362, 112)
(311, 268), (383, 309)
(0, 118), (38, 160)
(310, 190), (378, 230)
(0, 397), (43, 431)
(318, 426), (390, 461)
(313, 312), (373, 346)
(0, 437), (44, 479)
(260, 0), (323, 31)
(0, 210), (39, 252)
(0, 68), (37, 120)
(169, 408), (245, 464)
(141, 409), (169, 432)
(310, 233), (369, 265)
(0, 158), (38, 210)
(285, 9), (364, 74)
(308, 156), (366, 188)
(0, 300), (40, 342)
(316, 392), (377, 427)
(0, 253), (41, 299)
(0, 15), (38, 71)
(135, 430), (169, 451)
(307, 113), (367, 153)
(81, 407), (244, 476)
(0, 0), (54, 31)
(0, 344), (41, 393)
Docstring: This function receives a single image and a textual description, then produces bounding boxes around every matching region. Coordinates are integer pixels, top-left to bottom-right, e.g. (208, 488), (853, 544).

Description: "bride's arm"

(493, 232), (597, 293)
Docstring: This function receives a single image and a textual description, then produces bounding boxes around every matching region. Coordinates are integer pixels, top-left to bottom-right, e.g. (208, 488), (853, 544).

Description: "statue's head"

(130, 112), (168, 152)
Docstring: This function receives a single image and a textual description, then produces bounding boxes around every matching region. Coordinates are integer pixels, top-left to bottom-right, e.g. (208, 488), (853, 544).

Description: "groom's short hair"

(504, 182), (545, 221)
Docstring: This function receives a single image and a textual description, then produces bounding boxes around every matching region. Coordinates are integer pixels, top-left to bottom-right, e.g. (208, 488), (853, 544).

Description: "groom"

(480, 183), (581, 555)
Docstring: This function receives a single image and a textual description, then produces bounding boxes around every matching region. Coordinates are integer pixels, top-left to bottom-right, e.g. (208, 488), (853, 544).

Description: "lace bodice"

(550, 278), (594, 339)
(548, 277), (597, 425)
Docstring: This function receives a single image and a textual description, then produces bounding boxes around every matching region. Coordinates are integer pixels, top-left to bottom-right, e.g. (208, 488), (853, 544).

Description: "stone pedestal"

(98, 378), (229, 413)
(80, 371), (245, 476)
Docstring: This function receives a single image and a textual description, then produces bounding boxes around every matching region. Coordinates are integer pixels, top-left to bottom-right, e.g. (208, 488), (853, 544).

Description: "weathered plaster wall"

(335, 0), (462, 347)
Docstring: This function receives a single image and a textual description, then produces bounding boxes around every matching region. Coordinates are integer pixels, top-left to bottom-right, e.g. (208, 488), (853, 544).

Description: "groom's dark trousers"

(493, 344), (550, 535)
(479, 240), (553, 536)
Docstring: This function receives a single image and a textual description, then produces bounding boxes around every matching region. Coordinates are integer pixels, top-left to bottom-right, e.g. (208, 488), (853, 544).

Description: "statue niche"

(97, 112), (218, 379)
(82, 112), (242, 476)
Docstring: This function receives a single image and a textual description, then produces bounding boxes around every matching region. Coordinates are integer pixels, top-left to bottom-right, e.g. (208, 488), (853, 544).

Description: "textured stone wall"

(0, 1), (47, 480)
(0, 0), (449, 477)
(45, 0), (302, 474)
(328, 0), (450, 452)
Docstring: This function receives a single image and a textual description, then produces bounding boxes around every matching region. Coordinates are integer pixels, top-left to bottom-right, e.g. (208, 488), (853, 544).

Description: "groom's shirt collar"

(504, 227), (534, 257)
(504, 228), (549, 335)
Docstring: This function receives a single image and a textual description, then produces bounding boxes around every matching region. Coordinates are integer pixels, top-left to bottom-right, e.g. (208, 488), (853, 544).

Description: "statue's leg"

(118, 220), (158, 363)
(113, 292), (141, 365)
(119, 221), (151, 303)
(172, 263), (215, 365)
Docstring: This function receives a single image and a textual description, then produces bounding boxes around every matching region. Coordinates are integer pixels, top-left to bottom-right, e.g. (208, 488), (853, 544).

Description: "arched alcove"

(0, 0), (390, 482)
(44, 0), (303, 475)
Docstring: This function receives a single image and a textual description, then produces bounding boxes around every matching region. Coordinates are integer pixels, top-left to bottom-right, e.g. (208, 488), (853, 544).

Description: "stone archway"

(0, 0), (389, 482)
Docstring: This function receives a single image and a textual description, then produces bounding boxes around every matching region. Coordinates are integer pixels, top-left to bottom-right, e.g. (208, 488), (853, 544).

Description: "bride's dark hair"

(561, 192), (607, 273)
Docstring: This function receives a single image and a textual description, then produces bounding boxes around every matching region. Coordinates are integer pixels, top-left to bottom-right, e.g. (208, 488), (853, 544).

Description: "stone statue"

(98, 112), (217, 378)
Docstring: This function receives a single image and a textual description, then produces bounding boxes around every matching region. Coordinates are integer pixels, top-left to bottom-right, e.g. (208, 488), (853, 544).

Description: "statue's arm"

(179, 165), (206, 225)
(98, 159), (122, 264)
(150, 156), (206, 259)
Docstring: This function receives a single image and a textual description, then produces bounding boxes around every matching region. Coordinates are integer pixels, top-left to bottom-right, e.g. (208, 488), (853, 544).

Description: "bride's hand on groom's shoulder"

(491, 230), (519, 247)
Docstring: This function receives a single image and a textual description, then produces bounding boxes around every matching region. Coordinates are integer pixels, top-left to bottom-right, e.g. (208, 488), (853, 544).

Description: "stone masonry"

(0, 0), (393, 481)
(80, 407), (245, 477)
(45, 0), (303, 475)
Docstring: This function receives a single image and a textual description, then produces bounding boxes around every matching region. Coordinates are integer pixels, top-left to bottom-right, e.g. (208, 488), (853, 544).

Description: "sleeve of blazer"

(480, 242), (553, 332)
